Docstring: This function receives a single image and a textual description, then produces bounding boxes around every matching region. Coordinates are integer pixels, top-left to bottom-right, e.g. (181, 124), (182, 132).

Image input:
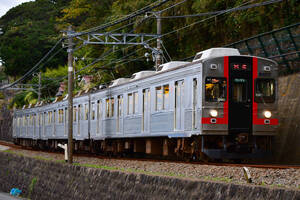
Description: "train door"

(96, 100), (102, 136)
(42, 112), (46, 138)
(192, 78), (198, 130)
(228, 57), (252, 134)
(53, 110), (56, 137)
(117, 95), (123, 134)
(175, 80), (184, 130)
(78, 105), (81, 136)
(142, 89), (150, 133)
(64, 107), (68, 137)
(33, 114), (36, 138)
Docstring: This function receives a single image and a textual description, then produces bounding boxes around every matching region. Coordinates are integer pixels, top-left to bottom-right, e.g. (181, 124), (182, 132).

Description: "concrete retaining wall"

(0, 152), (299, 200)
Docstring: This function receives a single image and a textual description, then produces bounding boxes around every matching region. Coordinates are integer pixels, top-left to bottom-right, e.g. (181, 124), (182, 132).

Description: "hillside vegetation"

(0, 0), (299, 108)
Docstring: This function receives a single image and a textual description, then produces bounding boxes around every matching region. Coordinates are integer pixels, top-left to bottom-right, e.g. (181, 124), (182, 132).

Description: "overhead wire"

(81, 0), (161, 33)
(42, 0), (255, 89)
(2, 0), (172, 92)
(74, 0), (262, 76)
(0, 38), (63, 90)
(73, 0), (171, 37)
(154, 0), (282, 19)
(39, 0), (278, 92)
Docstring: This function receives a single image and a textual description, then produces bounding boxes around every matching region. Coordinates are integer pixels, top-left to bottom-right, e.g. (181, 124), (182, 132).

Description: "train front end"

(200, 49), (278, 159)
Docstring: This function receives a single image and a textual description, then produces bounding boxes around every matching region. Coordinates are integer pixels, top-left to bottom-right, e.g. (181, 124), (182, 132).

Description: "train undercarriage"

(14, 135), (273, 162)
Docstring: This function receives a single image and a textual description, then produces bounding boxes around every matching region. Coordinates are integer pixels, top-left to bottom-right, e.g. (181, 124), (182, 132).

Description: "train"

(12, 48), (278, 160)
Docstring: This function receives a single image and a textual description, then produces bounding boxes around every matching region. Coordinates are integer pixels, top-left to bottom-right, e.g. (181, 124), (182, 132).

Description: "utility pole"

(67, 26), (74, 164)
(156, 11), (162, 68)
(38, 72), (41, 102)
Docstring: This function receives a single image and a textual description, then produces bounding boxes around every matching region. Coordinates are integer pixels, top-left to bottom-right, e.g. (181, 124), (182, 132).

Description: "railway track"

(0, 140), (299, 170)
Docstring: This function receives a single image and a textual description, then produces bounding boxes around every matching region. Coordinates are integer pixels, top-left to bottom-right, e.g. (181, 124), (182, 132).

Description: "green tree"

(0, 0), (69, 78)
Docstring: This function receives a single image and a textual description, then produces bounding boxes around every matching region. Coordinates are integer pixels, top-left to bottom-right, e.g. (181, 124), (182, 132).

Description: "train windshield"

(205, 77), (227, 102)
(255, 78), (275, 103)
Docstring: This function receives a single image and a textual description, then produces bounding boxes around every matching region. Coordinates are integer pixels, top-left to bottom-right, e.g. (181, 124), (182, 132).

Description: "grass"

(73, 162), (188, 178)
(33, 156), (52, 161)
(202, 176), (232, 183)
(3, 149), (24, 156)
(28, 177), (37, 199)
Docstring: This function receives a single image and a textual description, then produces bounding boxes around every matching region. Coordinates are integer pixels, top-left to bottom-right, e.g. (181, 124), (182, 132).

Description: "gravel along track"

(1, 145), (299, 190)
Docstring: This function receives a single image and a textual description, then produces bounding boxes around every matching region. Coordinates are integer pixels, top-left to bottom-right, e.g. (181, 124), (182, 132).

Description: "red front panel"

(202, 56), (228, 125)
(252, 57), (278, 125)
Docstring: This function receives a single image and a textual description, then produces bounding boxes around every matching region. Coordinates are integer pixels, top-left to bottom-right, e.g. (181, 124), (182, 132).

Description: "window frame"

(155, 84), (170, 111)
(232, 78), (248, 103)
(254, 78), (276, 103)
(205, 77), (227, 102)
(105, 98), (115, 118)
(127, 92), (138, 115)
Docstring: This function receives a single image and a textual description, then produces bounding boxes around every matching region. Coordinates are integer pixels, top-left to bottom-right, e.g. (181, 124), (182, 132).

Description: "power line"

(40, 0), (274, 92)
(42, 0), (254, 89)
(159, 0), (188, 13)
(81, 1), (161, 34)
(0, 38), (63, 90)
(72, 0), (171, 37)
(157, 0), (282, 19)
(78, 0), (255, 73)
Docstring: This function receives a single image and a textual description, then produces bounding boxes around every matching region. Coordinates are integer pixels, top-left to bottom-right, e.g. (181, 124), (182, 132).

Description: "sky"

(0, 0), (34, 18)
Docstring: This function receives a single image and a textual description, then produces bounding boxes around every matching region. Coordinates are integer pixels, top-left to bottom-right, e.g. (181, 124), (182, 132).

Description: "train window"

(91, 103), (95, 120)
(118, 95), (123, 117)
(164, 85), (169, 110)
(53, 110), (56, 124)
(156, 85), (170, 111)
(128, 93), (138, 115)
(205, 78), (226, 102)
(97, 100), (101, 120)
(59, 109), (64, 123)
(106, 99), (110, 117)
(111, 98), (114, 117)
(85, 104), (89, 120)
(39, 113), (43, 126)
(105, 98), (114, 118)
(78, 105), (83, 120)
(65, 108), (68, 125)
(128, 93), (133, 115)
(73, 106), (77, 122)
(255, 79), (275, 103)
(133, 92), (138, 114)
(43, 112), (46, 126)
(48, 111), (53, 124)
(156, 86), (163, 111)
(233, 78), (248, 103)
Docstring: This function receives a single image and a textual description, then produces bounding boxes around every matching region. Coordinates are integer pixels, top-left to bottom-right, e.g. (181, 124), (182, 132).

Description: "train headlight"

(263, 111), (272, 118)
(210, 110), (218, 117)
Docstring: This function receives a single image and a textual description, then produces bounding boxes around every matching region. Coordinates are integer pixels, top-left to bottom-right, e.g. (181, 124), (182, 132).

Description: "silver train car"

(13, 48), (278, 160)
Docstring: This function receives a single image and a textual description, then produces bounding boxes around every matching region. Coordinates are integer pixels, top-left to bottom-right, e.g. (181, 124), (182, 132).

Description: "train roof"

(193, 48), (240, 62)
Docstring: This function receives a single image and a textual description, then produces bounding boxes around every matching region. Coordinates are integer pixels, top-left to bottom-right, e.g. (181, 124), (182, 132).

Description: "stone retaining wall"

(275, 73), (300, 164)
(0, 106), (12, 142)
(0, 152), (299, 200)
